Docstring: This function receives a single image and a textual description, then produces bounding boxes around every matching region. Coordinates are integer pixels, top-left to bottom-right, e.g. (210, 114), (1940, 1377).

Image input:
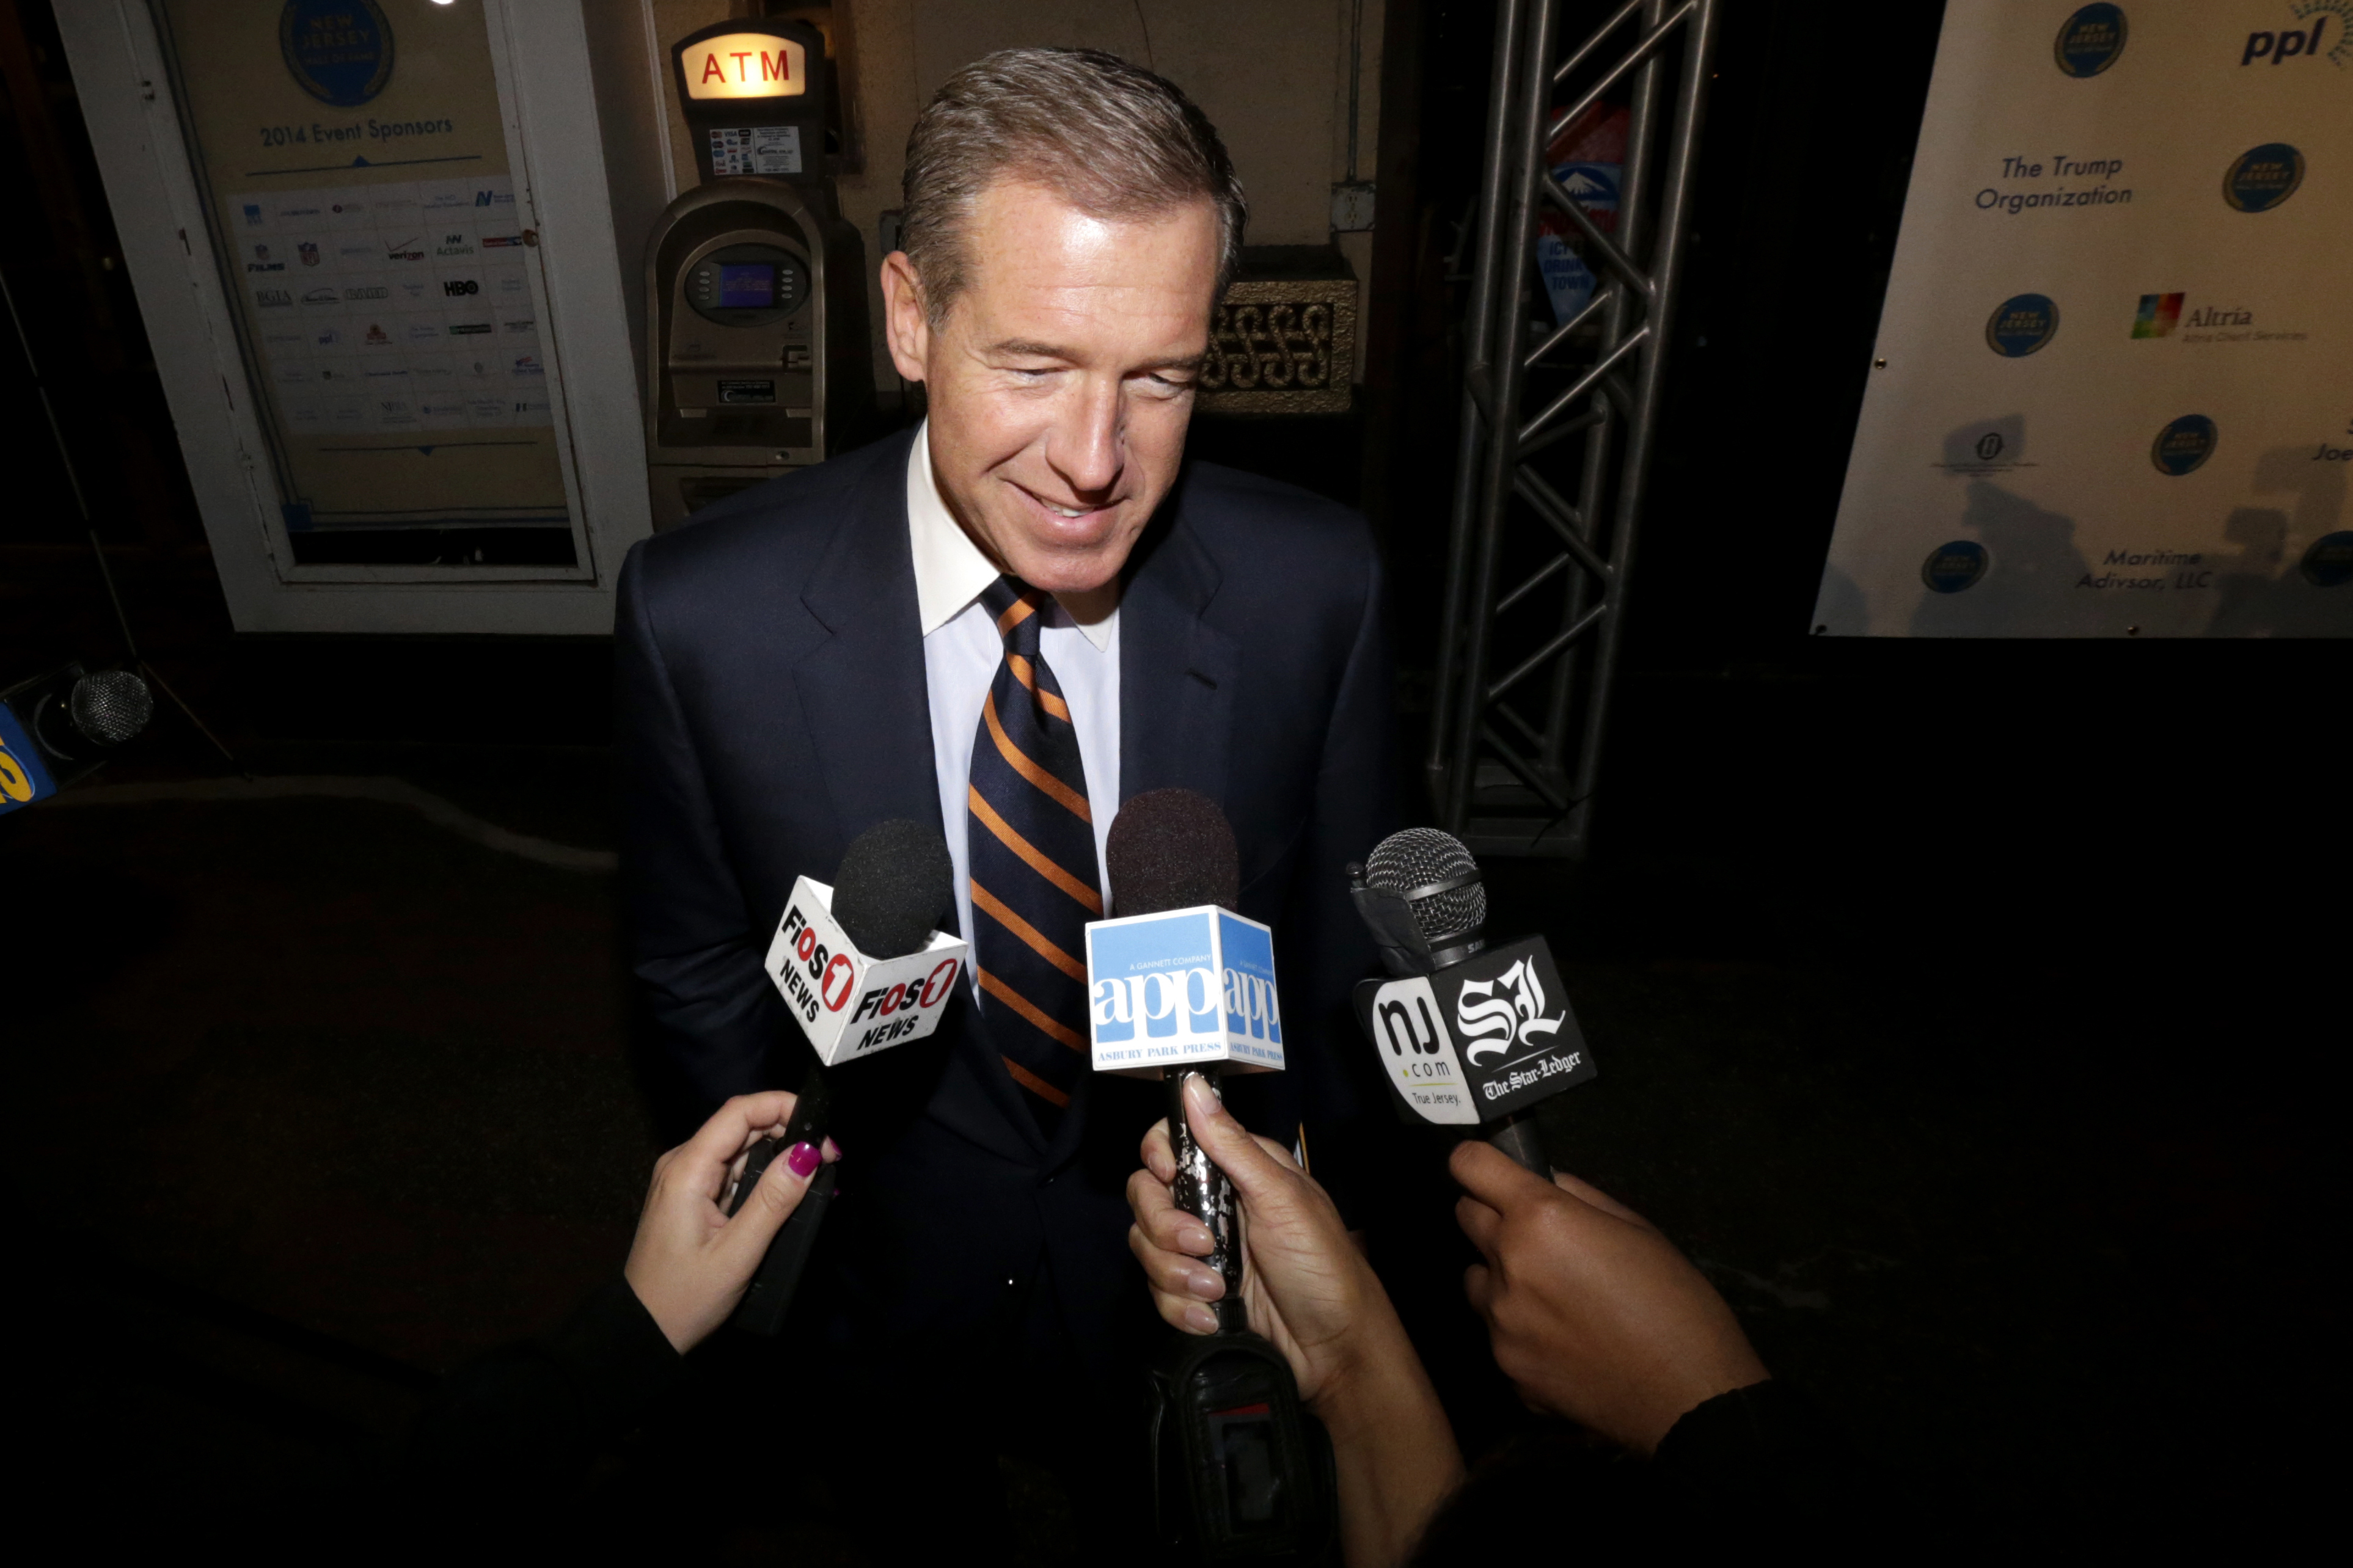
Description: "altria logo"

(2242, 7), (2344, 67)
(2135, 296), (2256, 336)
(1455, 959), (1565, 1063)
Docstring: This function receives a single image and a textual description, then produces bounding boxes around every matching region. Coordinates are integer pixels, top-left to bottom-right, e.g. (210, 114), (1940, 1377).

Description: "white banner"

(1815, 2), (2352, 638)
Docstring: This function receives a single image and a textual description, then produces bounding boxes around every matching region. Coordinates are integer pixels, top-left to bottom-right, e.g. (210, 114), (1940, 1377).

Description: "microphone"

(1093, 789), (1331, 1561)
(1093, 787), (1266, 1325)
(1, 662), (153, 814)
(1346, 828), (1596, 1174)
(722, 818), (964, 1335)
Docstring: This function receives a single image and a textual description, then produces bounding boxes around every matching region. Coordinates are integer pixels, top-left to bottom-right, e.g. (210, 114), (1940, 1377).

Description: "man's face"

(882, 180), (1220, 597)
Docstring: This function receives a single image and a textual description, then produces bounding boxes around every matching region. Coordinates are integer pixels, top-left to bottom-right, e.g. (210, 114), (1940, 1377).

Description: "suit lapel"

(1116, 494), (1237, 808)
(792, 432), (943, 850)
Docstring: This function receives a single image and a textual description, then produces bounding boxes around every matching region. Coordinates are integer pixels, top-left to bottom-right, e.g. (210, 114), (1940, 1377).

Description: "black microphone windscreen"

(1364, 828), (1487, 947)
(70, 669), (152, 748)
(1107, 787), (1239, 916)
(832, 818), (954, 960)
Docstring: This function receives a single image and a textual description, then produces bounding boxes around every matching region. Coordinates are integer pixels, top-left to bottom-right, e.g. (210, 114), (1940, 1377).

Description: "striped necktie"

(968, 576), (1100, 1129)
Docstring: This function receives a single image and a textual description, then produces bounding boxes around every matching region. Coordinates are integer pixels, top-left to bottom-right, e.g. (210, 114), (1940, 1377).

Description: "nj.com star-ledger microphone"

(614, 46), (1397, 1557)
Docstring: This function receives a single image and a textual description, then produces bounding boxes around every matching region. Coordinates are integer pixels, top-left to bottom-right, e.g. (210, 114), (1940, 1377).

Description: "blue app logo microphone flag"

(1086, 904), (1284, 1074)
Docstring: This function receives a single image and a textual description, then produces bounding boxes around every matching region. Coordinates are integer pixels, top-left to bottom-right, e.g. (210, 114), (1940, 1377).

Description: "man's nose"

(1046, 376), (1124, 497)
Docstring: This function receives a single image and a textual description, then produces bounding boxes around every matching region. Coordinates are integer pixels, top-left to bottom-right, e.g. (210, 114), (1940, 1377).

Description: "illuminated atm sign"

(682, 32), (807, 100)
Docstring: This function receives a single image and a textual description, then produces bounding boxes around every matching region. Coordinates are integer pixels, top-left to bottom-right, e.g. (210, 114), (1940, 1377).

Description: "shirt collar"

(906, 420), (1114, 649)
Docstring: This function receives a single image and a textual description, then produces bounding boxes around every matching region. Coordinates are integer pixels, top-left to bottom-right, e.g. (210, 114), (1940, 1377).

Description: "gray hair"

(899, 48), (1248, 326)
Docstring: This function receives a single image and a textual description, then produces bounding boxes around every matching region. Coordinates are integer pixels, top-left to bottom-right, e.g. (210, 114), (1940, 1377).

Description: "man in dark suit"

(615, 48), (1395, 1551)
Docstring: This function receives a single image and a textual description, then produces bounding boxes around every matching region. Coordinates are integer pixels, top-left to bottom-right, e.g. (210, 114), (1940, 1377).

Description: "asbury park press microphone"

(1347, 828), (1597, 1174)
(1086, 787), (1333, 1563)
(722, 817), (965, 1335)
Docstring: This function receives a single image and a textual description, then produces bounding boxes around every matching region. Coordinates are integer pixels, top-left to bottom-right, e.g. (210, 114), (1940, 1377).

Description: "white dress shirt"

(909, 423), (1121, 981)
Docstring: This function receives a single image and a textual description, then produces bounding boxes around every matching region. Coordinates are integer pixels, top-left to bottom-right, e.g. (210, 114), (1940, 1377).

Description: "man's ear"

(880, 251), (931, 384)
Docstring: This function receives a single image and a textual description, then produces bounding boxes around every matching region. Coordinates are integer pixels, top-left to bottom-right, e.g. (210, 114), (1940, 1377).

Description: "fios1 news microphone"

(1, 663), (153, 815)
(1346, 827), (1596, 1175)
(1091, 789), (1332, 1563)
(722, 818), (964, 1335)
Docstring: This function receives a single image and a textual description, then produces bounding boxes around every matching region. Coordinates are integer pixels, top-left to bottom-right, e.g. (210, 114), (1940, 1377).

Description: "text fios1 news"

(763, 876), (970, 1066)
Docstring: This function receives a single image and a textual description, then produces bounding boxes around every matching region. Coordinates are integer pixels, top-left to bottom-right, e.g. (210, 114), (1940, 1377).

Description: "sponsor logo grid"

(1815, 2), (2348, 635)
(232, 175), (545, 432)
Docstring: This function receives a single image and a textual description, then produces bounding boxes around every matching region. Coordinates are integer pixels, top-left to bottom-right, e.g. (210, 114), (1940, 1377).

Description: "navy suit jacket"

(615, 428), (1397, 1390)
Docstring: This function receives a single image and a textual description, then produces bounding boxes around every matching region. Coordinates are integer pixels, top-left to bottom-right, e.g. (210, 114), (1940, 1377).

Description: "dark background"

(3, 0), (2338, 1552)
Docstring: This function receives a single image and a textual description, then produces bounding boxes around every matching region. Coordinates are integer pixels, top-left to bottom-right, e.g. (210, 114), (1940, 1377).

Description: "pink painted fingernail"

(822, 1136), (843, 1161)
(1184, 1304), (1218, 1333)
(786, 1140), (821, 1178)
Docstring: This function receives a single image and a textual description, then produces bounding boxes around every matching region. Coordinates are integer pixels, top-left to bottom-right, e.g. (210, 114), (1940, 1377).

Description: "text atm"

(644, 19), (872, 531)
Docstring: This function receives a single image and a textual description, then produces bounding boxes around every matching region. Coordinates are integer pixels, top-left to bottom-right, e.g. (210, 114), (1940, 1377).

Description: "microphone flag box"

(764, 875), (970, 1066)
(1085, 905), (1285, 1078)
(1353, 935), (1594, 1126)
(0, 701), (58, 815)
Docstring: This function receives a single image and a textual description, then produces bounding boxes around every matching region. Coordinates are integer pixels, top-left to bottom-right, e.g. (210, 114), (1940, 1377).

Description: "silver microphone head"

(70, 669), (154, 748)
(1364, 827), (1486, 951)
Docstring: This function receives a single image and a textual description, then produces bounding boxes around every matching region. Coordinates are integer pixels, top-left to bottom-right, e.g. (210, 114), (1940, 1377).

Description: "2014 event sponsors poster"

(1815, 1), (2351, 637)
(163, 0), (570, 532)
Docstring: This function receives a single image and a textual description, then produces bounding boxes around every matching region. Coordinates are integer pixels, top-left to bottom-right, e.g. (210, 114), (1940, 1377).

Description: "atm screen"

(718, 263), (776, 308)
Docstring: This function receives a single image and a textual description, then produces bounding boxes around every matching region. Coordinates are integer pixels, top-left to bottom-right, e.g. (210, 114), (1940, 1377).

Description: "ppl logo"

(2242, 9), (2341, 67)
(2133, 293), (2183, 338)
(1086, 907), (1286, 1071)
(241, 203), (264, 227)
(2054, 4), (2128, 77)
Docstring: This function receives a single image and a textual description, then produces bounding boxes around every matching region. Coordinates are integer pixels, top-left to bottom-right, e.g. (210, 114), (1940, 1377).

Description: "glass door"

(149, 0), (592, 577)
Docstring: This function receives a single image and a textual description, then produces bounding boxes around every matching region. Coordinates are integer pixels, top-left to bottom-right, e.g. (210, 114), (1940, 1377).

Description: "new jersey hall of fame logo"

(1922, 540), (1989, 594)
(2055, 5), (2128, 78)
(281, 1), (393, 109)
(2152, 415), (2219, 476)
(1986, 294), (2060, 357)
(2225, 144), (2306, 213)
(2304, 532), (2353, 588)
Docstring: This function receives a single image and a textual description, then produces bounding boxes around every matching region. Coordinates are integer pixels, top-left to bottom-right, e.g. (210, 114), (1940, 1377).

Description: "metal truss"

(1427, 0), (1720, 856)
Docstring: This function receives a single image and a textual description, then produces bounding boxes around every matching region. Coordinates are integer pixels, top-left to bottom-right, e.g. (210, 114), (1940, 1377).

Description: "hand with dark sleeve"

(1451, 1141), (1768, 1454)
(1403, 1149), (1865, 1558)
(401, 1093), (836, 1521)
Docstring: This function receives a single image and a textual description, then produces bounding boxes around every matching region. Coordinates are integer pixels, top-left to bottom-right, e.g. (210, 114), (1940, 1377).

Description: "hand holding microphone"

(623, 1090), (841, 1354)
(1452, 1142), (1766, 1454)
(1130, 1076), (1381, 1402)
(1348, 828), (1597, 1174)
(1129, 1077), (1465, 1568)
(724, 817), (962, 1335)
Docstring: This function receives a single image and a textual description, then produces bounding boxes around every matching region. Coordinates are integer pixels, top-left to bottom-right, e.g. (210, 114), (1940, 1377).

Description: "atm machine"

(643, 18), (873, 532)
